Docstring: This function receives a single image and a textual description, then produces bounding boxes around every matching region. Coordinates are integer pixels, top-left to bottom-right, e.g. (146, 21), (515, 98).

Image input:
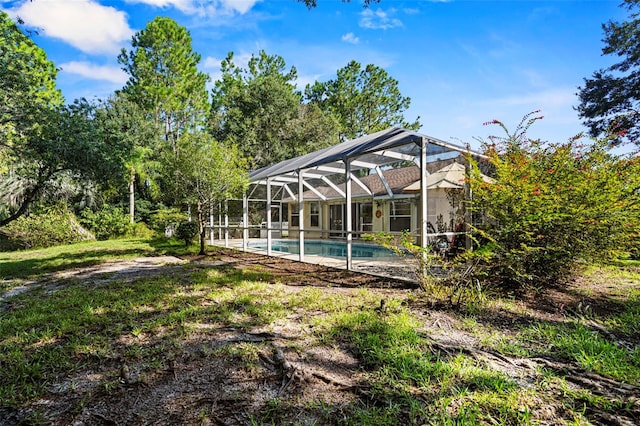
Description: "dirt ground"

(2, 248), (639, 425)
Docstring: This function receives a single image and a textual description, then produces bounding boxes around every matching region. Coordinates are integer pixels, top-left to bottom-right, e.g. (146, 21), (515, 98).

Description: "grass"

(0, 239), (158, 281)
(316, 309), (532, 425)
(1, 239), (639, 425)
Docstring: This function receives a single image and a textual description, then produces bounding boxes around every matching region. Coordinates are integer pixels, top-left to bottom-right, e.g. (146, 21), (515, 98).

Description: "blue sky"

(1, 0), (625, 150)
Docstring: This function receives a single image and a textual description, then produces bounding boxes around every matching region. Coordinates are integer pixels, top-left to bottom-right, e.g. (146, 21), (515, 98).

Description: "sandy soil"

(1, 249), (638, 425)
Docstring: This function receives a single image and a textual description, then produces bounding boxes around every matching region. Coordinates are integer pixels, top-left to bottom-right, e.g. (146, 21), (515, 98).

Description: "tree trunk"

(129, 166), (135, 224)
(0, 178), (45, 227)
(198, 201), (206, 255)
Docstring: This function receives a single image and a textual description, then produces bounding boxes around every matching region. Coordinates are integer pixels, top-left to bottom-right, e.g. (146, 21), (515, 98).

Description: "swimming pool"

(249, 240), (396, 258)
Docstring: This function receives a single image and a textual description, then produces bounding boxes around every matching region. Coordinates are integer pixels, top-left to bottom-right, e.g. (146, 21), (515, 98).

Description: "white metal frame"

(224, 127), (485, 270)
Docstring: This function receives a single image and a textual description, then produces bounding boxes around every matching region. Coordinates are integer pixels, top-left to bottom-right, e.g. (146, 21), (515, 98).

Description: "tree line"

(0, 13), (419, 253)
(2, 1), (639, 288)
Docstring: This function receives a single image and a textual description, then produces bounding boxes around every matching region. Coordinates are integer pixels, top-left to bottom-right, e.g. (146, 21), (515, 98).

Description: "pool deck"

(208, 238), (419, 284)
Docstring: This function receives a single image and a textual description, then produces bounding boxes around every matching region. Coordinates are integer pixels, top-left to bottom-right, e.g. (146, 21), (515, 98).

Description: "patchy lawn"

(1, 240), (639, 425)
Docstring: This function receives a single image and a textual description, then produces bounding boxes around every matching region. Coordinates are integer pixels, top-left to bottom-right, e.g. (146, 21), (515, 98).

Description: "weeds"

(363, 231), (491, 308)
(1, 240), (639, 425)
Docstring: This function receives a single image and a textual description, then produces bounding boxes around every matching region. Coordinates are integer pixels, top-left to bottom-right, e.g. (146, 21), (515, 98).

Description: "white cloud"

(341, 32), (360, 44)
(221, 0), (259, 14)
(8, 0), (133, 55)
(126, 0), (260, 16)
(359, 8), (403, 30)
(295, 73), (322, 91)
(59, 61), (128, 85)
(203, 56), (223, 70)
(403, 8), (420, 15)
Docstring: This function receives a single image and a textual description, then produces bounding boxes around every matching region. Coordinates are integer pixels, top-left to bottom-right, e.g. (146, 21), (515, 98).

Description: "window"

(390, 200), (411, 232)
(290, 203), (300, 227)
(310, 202), (320, 227)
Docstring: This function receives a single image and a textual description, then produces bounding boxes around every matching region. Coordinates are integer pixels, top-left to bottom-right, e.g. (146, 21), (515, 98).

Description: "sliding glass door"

(329, 202), (373, 238)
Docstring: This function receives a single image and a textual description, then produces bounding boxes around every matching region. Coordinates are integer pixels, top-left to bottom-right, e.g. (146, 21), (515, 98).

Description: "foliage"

(305, 60), (421, 140)
(171, 131), (249, 253)
(211, 50), (339, 169)
(118, 16), (209, 153)
(118, 17), (210, 213)
(92, 94), (159, 222)
(124, 222), (155, 239)
(1, 13), (128, 227)
(148, 207), (187, 233)
(1, 12), (132, 227)
(79, 205), (130, 240)
(0, 205), (93, 250)
(175, 220), (199, 246)
(576, 0), (640, 145)
(364, 231), (488, 307)
(0, 11), (62, 140)
(468, 112), (640, 290)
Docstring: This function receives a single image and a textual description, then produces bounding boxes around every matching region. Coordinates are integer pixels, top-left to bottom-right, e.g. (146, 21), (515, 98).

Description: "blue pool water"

(249, 240), (396, 258)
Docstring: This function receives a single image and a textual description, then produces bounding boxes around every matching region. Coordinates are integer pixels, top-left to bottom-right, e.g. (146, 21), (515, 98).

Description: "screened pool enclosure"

(210, 127), (486, 272)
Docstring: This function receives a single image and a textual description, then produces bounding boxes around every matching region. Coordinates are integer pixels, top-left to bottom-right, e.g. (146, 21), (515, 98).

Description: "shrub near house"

(468, 116), (640, 289)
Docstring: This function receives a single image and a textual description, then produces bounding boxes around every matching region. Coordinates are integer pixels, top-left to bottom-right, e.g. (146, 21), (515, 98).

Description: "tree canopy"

(117, 17), (212, 212)
(576, 0), (640, 145)
(1, 10), (62, 172)
(305, 60), (421, 140)
(211, 51), (339, 169)
(1, 12), (129, 227)
(118, 16), (210, 153)
(172, 131), (248, 254)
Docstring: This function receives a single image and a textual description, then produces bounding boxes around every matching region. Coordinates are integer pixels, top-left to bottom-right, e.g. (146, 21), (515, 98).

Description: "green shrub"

(0, 205), (94, 250)
(468, 113), (640, 289)
(124, 222), (155, 239)
(148, 208), (187, 234)
(175, 221), (199, 246)
(79, 205), (129, 240)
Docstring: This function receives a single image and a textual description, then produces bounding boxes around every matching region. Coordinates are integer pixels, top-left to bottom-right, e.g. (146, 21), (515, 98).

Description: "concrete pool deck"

(208, 238), (419, 284)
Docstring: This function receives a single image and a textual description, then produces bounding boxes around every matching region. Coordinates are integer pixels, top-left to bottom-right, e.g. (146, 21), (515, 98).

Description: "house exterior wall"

(285, 191), (461, 241)
(287, 200), (325, 239)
